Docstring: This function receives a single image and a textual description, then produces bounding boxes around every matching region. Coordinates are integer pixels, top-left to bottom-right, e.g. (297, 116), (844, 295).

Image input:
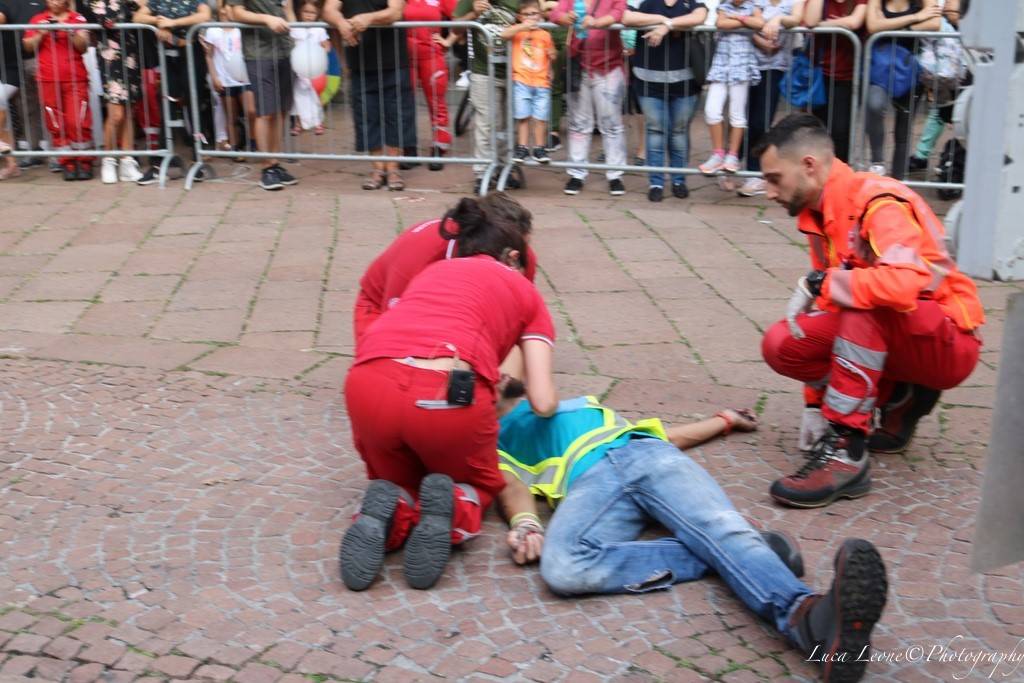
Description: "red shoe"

(771, 424), (871, 508)
(868, 383), (941, 453)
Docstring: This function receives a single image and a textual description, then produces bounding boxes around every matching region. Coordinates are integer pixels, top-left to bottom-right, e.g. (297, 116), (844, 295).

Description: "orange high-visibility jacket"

(796, 160), (985, 332)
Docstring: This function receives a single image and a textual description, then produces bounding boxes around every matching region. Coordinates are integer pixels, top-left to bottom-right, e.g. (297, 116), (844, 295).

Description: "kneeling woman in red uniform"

(341, 200), (558, 591)
(353, 191), (538, 345)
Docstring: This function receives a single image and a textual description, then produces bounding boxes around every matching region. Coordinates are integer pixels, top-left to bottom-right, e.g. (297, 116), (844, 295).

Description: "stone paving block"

(152, 309), (247, 343)
(42, 244), (135, 273)
(9, 228), (78, 254)
(102, 274), (182, 302)
(168, 279), (257, 311)
(36, 334), (207, 370)
(188, 347), (322, 379)
(75, 301), (164, 337)
(121, 248), (199, 275)
(0, 301), (90, 333)
(12, 272), (110, 302)
(0, 254), (49, 276)
(71, 223), (148, 246)
(560, 292), (678, 347)
(247, 298), (319, 333)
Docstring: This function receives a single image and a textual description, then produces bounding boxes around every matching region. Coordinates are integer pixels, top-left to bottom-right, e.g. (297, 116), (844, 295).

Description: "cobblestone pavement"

(0, 161), (1021, 683)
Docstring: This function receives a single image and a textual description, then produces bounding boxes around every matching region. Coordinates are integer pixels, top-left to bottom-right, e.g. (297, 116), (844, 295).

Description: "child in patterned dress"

(698, 0), (763, 175)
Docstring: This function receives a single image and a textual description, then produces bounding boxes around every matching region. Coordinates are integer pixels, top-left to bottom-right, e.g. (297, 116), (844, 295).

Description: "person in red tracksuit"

(403, 0), (455, 167)
(756, 113), (983, 509)
(341, 201), (558, 592)
(353, 192), (539, 345)
(23, 0), (92, 180)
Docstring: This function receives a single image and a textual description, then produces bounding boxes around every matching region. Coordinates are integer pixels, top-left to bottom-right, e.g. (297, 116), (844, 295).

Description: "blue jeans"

(638, 93), (698, 189)
(541, 438), (812, 638)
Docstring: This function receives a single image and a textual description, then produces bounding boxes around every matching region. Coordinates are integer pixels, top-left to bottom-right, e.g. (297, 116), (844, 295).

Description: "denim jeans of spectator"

(540, 437), (813, 638)
(567, 67), (626, 181)
(469, 72), (506, 177)
(865, 83), (914, 180)
(638, 93), (697, 189)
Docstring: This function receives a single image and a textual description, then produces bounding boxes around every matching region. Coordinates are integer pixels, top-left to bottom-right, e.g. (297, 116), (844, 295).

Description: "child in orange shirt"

(502, 0), (555, 165)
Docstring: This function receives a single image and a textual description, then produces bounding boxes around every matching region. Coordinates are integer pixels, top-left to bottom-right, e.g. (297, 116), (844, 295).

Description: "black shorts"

(246, 59), (293, 117)
(223, 84), (252, 98)
(350, 67), (417, 152)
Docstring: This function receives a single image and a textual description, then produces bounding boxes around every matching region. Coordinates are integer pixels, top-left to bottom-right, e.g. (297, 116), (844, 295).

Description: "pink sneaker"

(699, 152), (725, 175)
(723, 153), (741, 173)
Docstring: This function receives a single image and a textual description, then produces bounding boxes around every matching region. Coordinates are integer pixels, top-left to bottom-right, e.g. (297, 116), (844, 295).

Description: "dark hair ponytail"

(440, 194), (530, 270)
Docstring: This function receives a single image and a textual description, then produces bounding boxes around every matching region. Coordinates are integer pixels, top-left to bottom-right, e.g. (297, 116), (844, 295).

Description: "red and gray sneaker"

(771, 424), (871, 508)
(403, 473), (454, 590)
(868, 383), (941, 453)
(339, 479), (410, 591)
(789, 538), (888, 683)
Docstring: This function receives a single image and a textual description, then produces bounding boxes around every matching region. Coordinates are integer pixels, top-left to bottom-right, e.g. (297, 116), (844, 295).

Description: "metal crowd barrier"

(860, 29), (969, 194)
(182, 21), (499, 190)
(0, 23), (175, 186)
(495, 24), (862, 194)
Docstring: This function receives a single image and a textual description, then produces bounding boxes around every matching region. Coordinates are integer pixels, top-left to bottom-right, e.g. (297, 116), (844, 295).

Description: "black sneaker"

(403, 474), (454, 590)
(608, 178), (625, 196)
(339, 479), (407, 591)
(672, 182), (689, 199)
(62, 163), (77, 181)
(789, 539), (888, 683)
(647, 186), (663, 202)
(428, 146), (445, 172)
(908, 155), (928, 172)
(17, 156), (43, 169)
(564, 177), (583, 195)
(532, 146), (550, 164)
(513, 145), (529, 164)
(271, 163), (297, 186)
(868, 383), (941, 453)
(546, 132), (562, 152)
(136, 168), (159, 186)
(761, 529), (805, 578)
(77, 163), (93, 181)
(260, 166), (284, 191)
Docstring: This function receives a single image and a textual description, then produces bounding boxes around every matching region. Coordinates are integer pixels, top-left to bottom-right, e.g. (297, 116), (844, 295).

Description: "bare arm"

(497, 472), (544, 565)
(71, 27), (90, 52)
(866, 0), (939, 33)
(816, 2), (866, 30)
(665, 409), (758, 450)
(156, 2), (213, 31)
(521, 338), (558, 418)
(622, 6), (706, 29)
(349, 0), (404, 30)
(499, 21), (529, 39)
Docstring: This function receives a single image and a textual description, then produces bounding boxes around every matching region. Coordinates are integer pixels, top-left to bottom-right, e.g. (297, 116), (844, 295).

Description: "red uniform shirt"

(359, 217), (538, 316)
(816, 0), (866, 81)
(26, 11), (89, 83)
(403, 0), (457, 46)
(355, 255), (555, 385)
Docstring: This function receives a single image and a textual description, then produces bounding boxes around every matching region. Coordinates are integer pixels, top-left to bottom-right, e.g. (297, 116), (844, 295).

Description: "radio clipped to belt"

(413, 344), (476, 409)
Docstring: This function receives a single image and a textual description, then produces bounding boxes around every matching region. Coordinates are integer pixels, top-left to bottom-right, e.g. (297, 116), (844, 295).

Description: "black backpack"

(936, 138), (966, 200)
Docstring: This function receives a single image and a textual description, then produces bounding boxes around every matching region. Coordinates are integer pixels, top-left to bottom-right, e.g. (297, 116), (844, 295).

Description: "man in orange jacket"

(756, 113), (984, 508)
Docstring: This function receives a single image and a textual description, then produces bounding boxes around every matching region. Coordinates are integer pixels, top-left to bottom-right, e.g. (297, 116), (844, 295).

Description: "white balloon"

(290, 40), (327, 80)
(225, 49), (249, 85)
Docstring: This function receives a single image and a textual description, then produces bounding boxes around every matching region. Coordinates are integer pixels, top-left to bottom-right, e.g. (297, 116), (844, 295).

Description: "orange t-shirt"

(511, 29), (554, 88)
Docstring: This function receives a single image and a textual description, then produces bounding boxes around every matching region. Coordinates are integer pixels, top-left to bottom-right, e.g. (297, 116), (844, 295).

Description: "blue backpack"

(779, 50), (826, 108)
(870, 42), (919, 98)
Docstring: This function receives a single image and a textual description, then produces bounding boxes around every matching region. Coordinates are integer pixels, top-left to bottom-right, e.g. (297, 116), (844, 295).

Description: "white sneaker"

(723, 153), (741, 173)
(455, 70), (470, 89)
(699, 152), (725, 175)
(101, 157), (118, 184)
(738, 177), (767, 197)
(868, 163), (887, 176)
(118, 156), (143, 182)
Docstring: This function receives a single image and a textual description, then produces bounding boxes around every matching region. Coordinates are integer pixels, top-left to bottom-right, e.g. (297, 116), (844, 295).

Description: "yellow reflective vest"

(497, 396), (668, 507)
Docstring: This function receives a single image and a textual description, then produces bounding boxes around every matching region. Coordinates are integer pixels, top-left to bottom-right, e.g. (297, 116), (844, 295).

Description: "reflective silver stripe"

(833, 338), (887, 372)
(454, 483), (480, 505)
(499, 457), (559, 488)
(824, 386), (875, 416)
(632, 66), (694, 84)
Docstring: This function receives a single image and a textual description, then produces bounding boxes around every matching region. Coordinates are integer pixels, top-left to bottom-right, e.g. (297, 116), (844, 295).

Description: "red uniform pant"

(39, 79), (92, 167)
(344, 358), (506, 550)
(134, 68), (163, 152)
(762, 301), (981, 432)
(408, 40), (451, 150)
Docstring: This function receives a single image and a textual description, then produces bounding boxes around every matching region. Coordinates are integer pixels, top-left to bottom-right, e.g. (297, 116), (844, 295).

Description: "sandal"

(386, 171), (405, 191)
(716, 408), (758, 435)
(362, 170), (387, 190)
(314, 124), (325, 135)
